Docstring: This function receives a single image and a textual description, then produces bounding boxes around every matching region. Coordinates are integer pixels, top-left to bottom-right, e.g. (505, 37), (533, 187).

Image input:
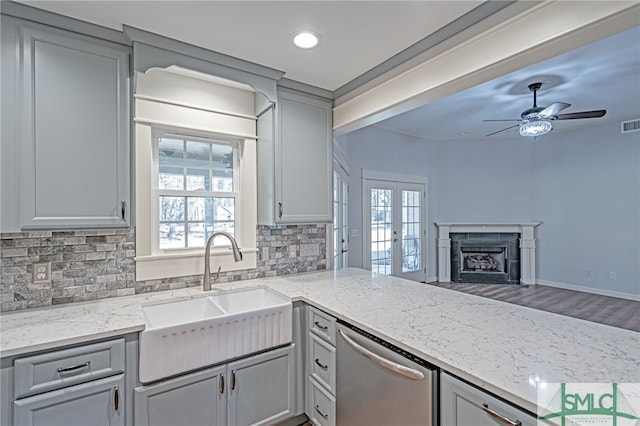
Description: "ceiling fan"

(484, 82), (606, 138)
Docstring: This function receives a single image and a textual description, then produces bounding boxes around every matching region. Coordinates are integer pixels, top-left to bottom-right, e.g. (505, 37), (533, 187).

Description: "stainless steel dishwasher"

(336, 321), (437, 425)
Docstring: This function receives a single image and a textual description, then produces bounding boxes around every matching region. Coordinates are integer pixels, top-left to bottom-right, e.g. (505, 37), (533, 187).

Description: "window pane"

(214, 198), (234, 222)
(186, 168), (209, 191)
(212, 143), (234, 191)
(158, 138), (184, 166)
(187, 197), (208, 221)
(187, 223), (206, 248)
(159, 166), (184, 190)
(185, 141), (210, 167)
(160, 196), (184, 221)
(159, 223), (185, 249)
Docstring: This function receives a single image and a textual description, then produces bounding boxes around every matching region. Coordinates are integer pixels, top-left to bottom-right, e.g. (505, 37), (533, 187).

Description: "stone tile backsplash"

(0, 225), (326, 312)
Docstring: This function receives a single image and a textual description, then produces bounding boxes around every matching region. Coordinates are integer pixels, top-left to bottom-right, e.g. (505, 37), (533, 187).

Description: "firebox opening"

(461, 248), (506, 273)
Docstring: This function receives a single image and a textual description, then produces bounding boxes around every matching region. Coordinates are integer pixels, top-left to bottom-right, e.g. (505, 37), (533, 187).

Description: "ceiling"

(16, 0), (484, 91)
(12, 1), (640, 140)
(376, 25), (640, 140)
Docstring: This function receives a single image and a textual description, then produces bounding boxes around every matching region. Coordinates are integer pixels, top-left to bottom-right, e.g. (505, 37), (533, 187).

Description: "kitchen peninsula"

(1, 268), (638, 418)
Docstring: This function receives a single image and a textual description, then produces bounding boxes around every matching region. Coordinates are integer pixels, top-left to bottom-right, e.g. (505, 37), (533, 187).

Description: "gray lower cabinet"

(135, 344), (296, 426)
(13, 373), (125, 426)
(8, 337), (129, 426)
(1, 15), (130, 230)
(440, 372), (537, 426)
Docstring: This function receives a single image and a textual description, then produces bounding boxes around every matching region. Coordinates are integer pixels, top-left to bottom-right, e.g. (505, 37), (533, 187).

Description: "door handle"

(113, 386), (119, 412)
(219, 373), (225, 394)
(57, 361), (90, 373)
(481, 404), (522, 426)
(314, 358), (328, 369)
(338, 329), (424, 381)
(278, 202), (283, 219)
(231, 370), (236, 390)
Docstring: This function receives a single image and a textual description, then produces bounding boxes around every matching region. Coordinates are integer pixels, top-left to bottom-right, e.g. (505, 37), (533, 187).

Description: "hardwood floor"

(428, 282), (640, 332)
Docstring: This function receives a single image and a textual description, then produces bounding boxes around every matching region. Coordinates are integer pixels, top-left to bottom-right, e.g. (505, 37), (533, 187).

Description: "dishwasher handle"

(338, 329), (425, 381)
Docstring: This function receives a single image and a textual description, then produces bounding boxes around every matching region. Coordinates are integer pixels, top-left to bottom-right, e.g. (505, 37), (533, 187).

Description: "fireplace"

(450, 233), (520, 284)
(436, 222), (540, 285)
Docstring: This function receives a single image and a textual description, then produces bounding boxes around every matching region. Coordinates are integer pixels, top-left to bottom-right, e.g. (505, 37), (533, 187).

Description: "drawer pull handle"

(278, 202), (283, 219)
(481, 403), (522, 426)
(314, 321), (328, 331)
(57, 361), (91, 373)
(314, 358), (328, 369)
(113, 386), (119, 411)
(315, 405), (329, 419)
(220, 374), (225, 394)
(231, 370), (237, 390)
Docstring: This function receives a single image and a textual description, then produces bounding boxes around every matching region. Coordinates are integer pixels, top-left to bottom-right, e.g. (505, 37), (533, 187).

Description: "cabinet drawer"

(309, 377), (335, 426)
(14, 339), (125, 399)
(309, 333), (335, 394)
(308, 306), (336, 345)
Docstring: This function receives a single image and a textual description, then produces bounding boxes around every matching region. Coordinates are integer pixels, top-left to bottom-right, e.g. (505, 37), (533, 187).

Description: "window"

(154, 133), (239, 251)
(134, 68), (258, 281)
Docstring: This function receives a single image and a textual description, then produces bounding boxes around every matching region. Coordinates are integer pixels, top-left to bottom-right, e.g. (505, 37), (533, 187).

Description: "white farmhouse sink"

(142, 296), (225, 328)
(138, 287), (292, 383)
(209, 287), (290, 314)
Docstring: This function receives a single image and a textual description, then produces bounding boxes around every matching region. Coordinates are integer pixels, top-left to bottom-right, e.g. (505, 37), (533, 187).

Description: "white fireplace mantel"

(436, 222), (541, 285)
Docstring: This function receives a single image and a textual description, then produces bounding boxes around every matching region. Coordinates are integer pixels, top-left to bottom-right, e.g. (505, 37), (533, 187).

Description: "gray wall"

(337, 121), (639, 298)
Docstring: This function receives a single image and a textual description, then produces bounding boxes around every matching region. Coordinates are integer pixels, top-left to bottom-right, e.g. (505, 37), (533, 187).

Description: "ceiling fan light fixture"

(519, 119), (552, 137)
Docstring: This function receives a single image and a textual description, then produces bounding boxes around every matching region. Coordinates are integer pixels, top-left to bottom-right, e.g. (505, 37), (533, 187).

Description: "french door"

(364, 174), (427, 282)
(333, 166), (349, 270)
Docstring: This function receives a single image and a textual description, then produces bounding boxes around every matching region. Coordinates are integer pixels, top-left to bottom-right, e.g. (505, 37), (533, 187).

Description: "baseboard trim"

(537, 280), (640, 301)
(426, 275), (438, 284)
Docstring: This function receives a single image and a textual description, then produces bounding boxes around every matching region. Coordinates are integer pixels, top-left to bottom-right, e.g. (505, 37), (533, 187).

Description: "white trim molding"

(538, 280), (640, 302)
(436, 222), (541, 285)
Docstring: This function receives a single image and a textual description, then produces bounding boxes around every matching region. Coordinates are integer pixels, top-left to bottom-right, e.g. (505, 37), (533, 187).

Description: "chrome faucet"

(203, 231), (243, 291)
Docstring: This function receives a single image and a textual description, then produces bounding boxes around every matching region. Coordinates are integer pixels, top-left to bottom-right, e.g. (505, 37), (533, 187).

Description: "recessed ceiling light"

(293, 32), (319, 49)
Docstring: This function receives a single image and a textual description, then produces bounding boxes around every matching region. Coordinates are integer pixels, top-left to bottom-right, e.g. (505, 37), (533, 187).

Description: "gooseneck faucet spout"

(203, 231), (243, 291)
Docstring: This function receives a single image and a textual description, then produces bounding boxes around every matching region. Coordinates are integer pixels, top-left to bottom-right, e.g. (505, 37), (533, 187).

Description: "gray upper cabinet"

(257, 88), (332, 225)
(15, 19), (131, 229)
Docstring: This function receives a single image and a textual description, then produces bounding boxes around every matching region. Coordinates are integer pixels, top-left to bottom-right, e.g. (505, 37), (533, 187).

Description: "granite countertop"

(1, 268), (638, 414)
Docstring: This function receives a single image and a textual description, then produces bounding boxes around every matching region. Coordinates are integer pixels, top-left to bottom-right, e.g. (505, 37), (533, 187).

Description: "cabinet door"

(18, 22), (130, 229)
(227, 344), (295, 426)
(276, 89), (332, 223)
(13, 373), (124, 426)
(134, 366), (226, 426)
(440, 372), (537, 426)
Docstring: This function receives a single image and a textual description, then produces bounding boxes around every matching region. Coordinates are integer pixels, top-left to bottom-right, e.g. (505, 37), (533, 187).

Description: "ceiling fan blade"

(485, 124), (520, 137)
(483, 119), (523, 122)
(554, 110), (607, 120)
(538, 102), (571, 118)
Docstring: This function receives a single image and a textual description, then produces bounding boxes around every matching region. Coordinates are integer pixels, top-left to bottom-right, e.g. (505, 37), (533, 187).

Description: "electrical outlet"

(585, 268), (593, 277)
(288, 245), (297, 258)
(609, 272), (617, 280)
(33, 262), (51, 283)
